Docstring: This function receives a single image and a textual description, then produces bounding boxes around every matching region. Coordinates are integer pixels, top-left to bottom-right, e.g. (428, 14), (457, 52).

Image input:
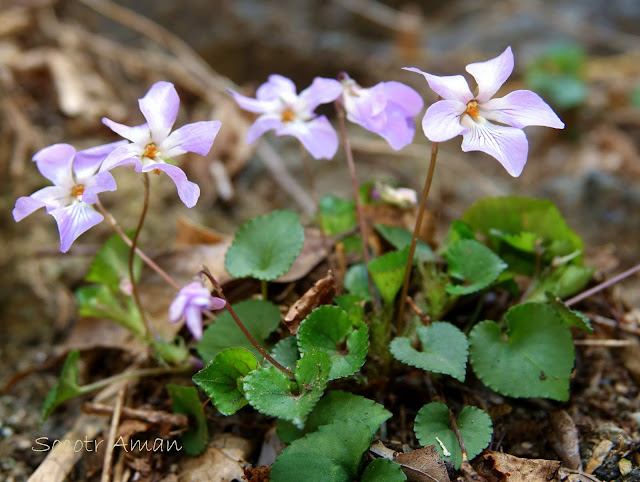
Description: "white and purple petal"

(403, 68), (474, 103)
(81, 171), (117, 205)
(298, 77), (343, 112)
(382, 81), (424, 117)
(480, 90), (565, 129)
(378, 105), (415, 150)
(73, 141), (129, 180)
(257, 74), (298, 100)
(466, 46), (514, 102)
(33, 144), (75, 188)
(102, 118), (151, 144)
(50, 203), (104, 253)
(162, 120), (222, 158)
(143, 163), (200, 208)
(100, 144), (144, 173)
(13, 196), (47, 222)
(421, 100), (468, 142)
(138, 81), (180, 142)
(229, 89), (281, 114)
(278, 116), (338, 160)
(460, 119), (529, 177)
(246, 115), (283, 145)
(183, 305), (205, 340)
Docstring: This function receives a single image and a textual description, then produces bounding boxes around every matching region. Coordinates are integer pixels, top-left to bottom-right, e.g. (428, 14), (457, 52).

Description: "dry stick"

(565, 261), (640, 307)
(395, 142), (439, 331)
(95, 199), (181, 291)
(100, 383), (126, 482)
(199, 267), (296, 380)
(81, 365), (191, 394)
(335, 103), (380, 312)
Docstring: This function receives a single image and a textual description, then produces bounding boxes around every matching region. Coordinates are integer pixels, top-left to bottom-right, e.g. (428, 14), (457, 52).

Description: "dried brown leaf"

(548, 410), (582, 470)
(478, 452), (561, 482)
(393, 445), (451, 482)
(283, 271), (336, 334)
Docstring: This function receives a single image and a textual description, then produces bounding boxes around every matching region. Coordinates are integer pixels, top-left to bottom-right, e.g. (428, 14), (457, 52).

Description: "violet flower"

(13, 142), (125, 252)
(405, 47), (565, 177)
(340, 73), (424, 150)
(101, 81), (221, 207)
(169, 281), (226, 340)
(229, 74), (343, 160)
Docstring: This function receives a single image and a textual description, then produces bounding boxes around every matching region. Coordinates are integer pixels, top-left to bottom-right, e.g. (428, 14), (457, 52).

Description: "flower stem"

(335, 102), (380, 313)
(96, 199), (181, 291)
(199, 267), (296, 379)
(261, 279), (268, 300)
(566, 261), (640, 307)
(395, 141), (439, 331)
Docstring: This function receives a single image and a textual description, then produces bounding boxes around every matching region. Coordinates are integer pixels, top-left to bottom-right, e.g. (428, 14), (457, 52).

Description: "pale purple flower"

(101, 81), (221, 207)
(340, 73), (423, 150)
(405, 47), (565, 177)
(229, 74), (343, 160)
(13, 142), (125, 252)
(169, 281), (226, 340)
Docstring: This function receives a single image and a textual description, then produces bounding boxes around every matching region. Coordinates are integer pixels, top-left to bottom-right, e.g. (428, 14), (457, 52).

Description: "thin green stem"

(566, 261), (640, 307)
(335, 102), (380, 313)
(80, 365), (191, 394)
(95, 199), (181, 291)
(261, 279), (268, 300)
(395, 141), (439, 332)
(199, 267), (295, 379)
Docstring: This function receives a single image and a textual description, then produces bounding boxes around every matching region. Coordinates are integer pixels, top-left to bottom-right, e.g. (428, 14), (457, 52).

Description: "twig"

(82, 402), (188, 427)
(565, 262), (640, 307)
(101, 383), (126, 482)
(573, 339), (635, 347)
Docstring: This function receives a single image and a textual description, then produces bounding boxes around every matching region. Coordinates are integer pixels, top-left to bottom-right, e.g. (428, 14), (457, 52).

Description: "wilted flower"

(229, 74), (343, 160)
(373, 182), (418, 208)
(405, 47), (565, 177)
(169, 281), (226, 340)
(13, 142), (125, 252)
(101, 81), (221, 207)
(340, 73), (423, 150)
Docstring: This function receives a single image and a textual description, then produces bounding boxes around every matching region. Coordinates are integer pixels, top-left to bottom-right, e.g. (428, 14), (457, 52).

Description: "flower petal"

(257, 74), (297, 100)
(461, 119), (529, 177)
(144, 163), (200, 208)
(183, 305), (204, 340)
(299, 77), (343, 112)
(421, 100), (468, 142)
(382, 81), (424, 116)
(169, 293), (188, 323)
(210, 296), (226, 310)
(82, 171), (117, 204)
(229, 89), (280, 114)
(100, 144), (144, 172)
(138, 81), (179, 142)
(246, 115), (283, 144)
(50, 203), (103, 252)
(278, 116), (338, 160)
(162, 120), (222, 157)
(378, 105), (415, 150)
(73, 141), (129, 180)
(30, 186), (72, 210)
(102, 118), (151, 144)
(466, 46), (514, 102)
(403, 67), (474, 103)
(32, 144), (75, 188)
(13, 196), (46, 221)
(480, 90), (565, 129)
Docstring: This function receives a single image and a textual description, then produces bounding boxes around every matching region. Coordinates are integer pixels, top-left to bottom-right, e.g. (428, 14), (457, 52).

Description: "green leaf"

(41, 350), (83, 422)
(196, 299), (281, 364)
(390, 322), (468, 382)
(270, 419), (372, 482)
(270, 337), (300, 372)
(368, 248), (410, 305)
(344, 263), (371, 301)
(276, 390), (392, 443)
(334, 295), (365, 326)
(86, 232), (142, 291)
(243, 350), (331, 428)
(374, 224), (434, 263)
(166, 384), (209, 456)
(439, 219), (476, 254)
(469, 302), (575, 401)
(192, 348), (259, 416)
(525, 265), (594, 302)
(319, 195), (356, 236)
(548, 297), (593, 333)
(445, 239), (507, 295)
(489, 230), (541, 254)
(297, 306), (368, 380)
(362, 458), (407, 482)
(414, 402), (493, 469)
(225, 210), (305, 281)
(76, 285), (145, 337)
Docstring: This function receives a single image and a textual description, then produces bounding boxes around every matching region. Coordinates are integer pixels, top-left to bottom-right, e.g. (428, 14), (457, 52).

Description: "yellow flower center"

(143, 143), (158, 159)
(281, 108), (295, 122)
(465, 100), (479, 118)
(71, 184), (85, 199)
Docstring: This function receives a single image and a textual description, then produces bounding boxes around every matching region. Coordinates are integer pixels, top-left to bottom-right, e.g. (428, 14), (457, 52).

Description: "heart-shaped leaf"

(270, 336), (300, 373)
(368, 248), (410, 305)
(548, 297), (593, 333)
(243, 349), (331, 428)
(445, 239), (507, 295)
(41, 350), (84, 422)
(196, 299), (281, 364)
(225, 209), (305, 281)
(469, 302), (575, 401)
(297, 306), (368, 380)
(192, 347), (259, 416)
(361, 458), (407, 481)
(414, 402), (493, 469)
(390, 322), (468, 381)
(271, 419), (373, 481)
(167, 384), (209, 456)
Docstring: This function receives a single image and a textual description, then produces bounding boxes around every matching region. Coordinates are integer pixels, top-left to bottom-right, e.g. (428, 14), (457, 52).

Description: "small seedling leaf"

(192, 348), (259, 415)
(469, 302), (575, 401)
(270, 337), (300, 373)
(270, 419), (373, 481)
(243, 349), (331, 428)
(368, 247), (410, 305)
(344, 263), (371, 301)
(445, 239), (507, 295)
(86, 232), (142, 291)
(414, 402), (493, 469)
(297, 306), (368, 380)
(196, 299), (281, 364)
(525, 265), (594, 302)
(167, 384), (208, 456)
(361, 458), (407, 481)
(549, 297), (593, 333)
(225, 210), (305, 280)
(76, 285), (145, 337)
(375, 224), (434, 263)
(390, 322), (468, 381)
(41, 350), (83, 422)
